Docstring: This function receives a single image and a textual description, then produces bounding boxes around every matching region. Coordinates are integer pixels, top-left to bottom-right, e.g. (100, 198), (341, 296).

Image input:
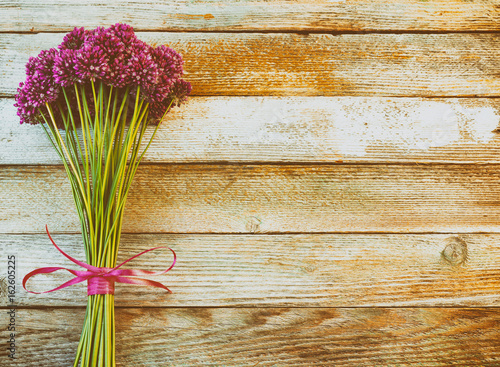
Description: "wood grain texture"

(2, 233), (500, 307)
(2, 33), (500, 97)
(1, 307), (500, 366)
(1, 1), (500, 32)
(2, 3), (500, 366)
(2, 97), (500, 165)
(2, 164), (500, 234)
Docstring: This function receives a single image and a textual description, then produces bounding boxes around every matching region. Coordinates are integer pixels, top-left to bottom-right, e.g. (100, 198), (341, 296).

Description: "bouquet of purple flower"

(15, 24), (191, 366)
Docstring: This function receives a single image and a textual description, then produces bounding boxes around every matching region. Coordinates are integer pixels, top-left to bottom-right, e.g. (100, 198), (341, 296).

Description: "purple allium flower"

(74, 44), (110, 82)
(153, 45), (184, 80)
(108, 23), (138, 53)
(14, 48), (60, 124)
(148, 80), (192, 124)
(54, 49), (80, 87)
(169, 79), (192, 107)
(126, 42), (158, 89)
(58, 27), (87, 51)
(144, 45), (185, 104)
(25, 49), (60, 107)
(14, 23), (191, 126)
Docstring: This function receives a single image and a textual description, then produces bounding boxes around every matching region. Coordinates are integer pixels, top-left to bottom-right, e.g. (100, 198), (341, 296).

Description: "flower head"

(54, 49), (80, 87)
(14, 48), (60, 124)
(58, 27), (87, 51)
(74, 44), (110, 81)
(14, 23), (191, 126)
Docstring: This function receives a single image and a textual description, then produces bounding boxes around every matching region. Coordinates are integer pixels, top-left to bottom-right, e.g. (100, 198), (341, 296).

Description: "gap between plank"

(3, 305), (500, 310)
(2, 29), (500, 35)
(2, 161), (500, 168)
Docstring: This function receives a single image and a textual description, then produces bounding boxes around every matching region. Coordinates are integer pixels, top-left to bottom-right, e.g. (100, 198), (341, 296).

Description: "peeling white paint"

(2, 97), (499, 163)
(326, 99), (499, 156)
(200, 97), (499, 157)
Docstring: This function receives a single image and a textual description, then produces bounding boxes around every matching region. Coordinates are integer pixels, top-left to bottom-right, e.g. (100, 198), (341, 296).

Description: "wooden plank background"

(1, 1), (500, 366)
(3, 33), (500, 97)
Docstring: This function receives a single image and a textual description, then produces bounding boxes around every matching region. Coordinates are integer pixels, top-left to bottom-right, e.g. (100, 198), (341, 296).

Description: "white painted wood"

(2, 97), (499, 164)
(1, 1), (499, 32)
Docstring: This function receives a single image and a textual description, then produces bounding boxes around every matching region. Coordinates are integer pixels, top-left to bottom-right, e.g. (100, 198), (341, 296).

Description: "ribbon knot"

(23, 225), (176, 296)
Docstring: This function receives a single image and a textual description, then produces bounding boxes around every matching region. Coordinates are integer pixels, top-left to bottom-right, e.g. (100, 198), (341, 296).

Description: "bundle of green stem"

(14, 24), (191, 366)
(42, 81), (170, 366)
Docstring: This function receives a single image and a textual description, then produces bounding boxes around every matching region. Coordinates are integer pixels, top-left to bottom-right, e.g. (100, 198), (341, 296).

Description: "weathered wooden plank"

(2, 233), (500, 307)
(2, 97), (500, 164)
(2, 33), (500, 97)
(2, 164), (500, 234)
(1, 1), (500, 32)
(1, 307), (499, 366)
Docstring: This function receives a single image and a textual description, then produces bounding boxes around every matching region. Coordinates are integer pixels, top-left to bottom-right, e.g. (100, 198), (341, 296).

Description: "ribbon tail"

(113, 276), (172, 293)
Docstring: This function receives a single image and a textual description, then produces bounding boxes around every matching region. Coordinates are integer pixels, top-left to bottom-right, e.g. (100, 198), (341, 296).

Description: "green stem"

(42, 84), (170, 366)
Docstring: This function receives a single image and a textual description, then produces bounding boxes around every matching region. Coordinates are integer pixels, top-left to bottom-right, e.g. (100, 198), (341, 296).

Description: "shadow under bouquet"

(15, 24), (191, 366)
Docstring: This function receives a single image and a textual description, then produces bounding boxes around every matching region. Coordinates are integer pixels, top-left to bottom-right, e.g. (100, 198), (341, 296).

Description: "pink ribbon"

(23, 225), (176, 296)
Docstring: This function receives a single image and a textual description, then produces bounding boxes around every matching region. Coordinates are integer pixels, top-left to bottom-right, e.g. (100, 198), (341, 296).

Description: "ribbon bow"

(23, 226), (176, 296)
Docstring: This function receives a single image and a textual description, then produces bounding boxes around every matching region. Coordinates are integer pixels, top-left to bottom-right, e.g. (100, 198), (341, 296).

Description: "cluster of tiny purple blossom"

(14, 23), (191, 126)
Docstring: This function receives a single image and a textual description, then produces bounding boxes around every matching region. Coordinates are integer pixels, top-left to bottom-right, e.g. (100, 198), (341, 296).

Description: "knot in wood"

(246, 216), (262, 233)
(441, 237), (468, 266)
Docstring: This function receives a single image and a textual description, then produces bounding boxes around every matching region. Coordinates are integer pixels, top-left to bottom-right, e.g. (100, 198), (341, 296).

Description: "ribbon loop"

(23, 225), (176, 296)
